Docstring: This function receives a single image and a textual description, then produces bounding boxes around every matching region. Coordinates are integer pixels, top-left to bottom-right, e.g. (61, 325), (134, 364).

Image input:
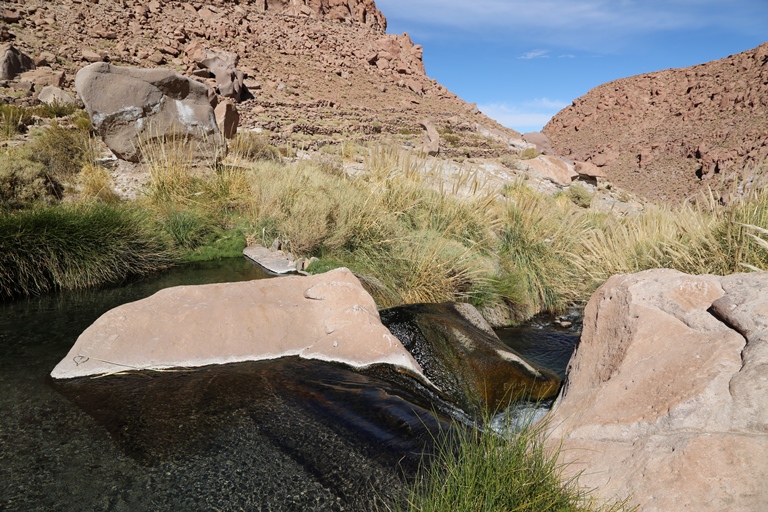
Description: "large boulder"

(75, 62), (224, 162)
(380, 302), (561, 416)
(547, 269), (768, 511)
(521, 154), (578, 186)
(0, 43), (34, 80)
(51, 268), (423, 380)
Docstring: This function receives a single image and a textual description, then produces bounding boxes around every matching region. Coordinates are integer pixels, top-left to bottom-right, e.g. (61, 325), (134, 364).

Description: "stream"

(0, 258), (578, 511)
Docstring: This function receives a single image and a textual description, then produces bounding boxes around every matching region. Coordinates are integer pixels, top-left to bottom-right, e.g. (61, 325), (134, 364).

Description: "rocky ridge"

(1, 0), (520, 158)
(544, 43), (768, 202)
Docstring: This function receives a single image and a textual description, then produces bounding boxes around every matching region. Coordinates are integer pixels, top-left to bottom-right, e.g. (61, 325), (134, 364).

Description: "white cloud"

(519, 49), (550, 60)
(478, 99), (570, 132)
(377, 0), (767, 50)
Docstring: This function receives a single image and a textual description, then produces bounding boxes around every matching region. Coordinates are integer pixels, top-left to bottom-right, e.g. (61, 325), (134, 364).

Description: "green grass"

(397, 415), (631, 512)
(0, 203), (176, 299)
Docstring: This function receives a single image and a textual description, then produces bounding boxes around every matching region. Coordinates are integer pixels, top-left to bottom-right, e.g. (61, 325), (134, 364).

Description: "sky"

(376, 0), (768, 133)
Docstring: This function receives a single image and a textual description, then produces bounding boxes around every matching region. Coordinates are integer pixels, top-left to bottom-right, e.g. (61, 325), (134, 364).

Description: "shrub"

(566, 184), (594, 208)
(399, 415), (630, 512)
(520, 147), (540, 160)
(21, 121), (92, 178)
(37, 100), (79, 119)
(0, 154), (63, 208)
(78, 163), (120, 203)
(230, 132), (281, 161)
(500, 153), (519, 169)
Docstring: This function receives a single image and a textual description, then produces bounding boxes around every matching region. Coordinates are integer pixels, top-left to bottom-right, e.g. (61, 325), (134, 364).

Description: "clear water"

(0, 259), (580, 511)
(0, 259), (448, 511)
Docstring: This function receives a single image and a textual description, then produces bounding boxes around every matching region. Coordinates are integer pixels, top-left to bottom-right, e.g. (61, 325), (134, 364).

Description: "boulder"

(75, 62), (224, 162)
(574, 160), (607, 180)
(187, 44), (248, 102)
(419, 117), (439, 156)
(214, 98), (239, 139)
(547, 269), (768, 511)
(51, 268), (423, 380)
(20, 68), (65, 88)
(0, 43), (34, 80)
(380, 302), (561, 416)
(37, 85), (76, 105)
(200, 56), (246, 101)
(522, 131), (554, 155)
(521, 155), (577, 186)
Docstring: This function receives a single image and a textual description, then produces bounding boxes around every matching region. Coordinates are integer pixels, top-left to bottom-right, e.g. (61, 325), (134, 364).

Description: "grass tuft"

(0, 203), (176, 299)
(397, 414), (631, 512)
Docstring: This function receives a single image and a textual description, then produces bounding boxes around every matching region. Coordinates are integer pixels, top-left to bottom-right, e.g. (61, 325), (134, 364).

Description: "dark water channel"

(0, 258), (579, 511)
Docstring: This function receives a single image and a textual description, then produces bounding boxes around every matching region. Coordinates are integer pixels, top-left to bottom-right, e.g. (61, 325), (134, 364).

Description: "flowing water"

(0, 258), (578, 511)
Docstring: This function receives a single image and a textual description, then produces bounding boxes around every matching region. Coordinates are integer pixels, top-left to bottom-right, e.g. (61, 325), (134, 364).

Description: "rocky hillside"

(0, 0), (518, 157)
(544, 43), (768, 202)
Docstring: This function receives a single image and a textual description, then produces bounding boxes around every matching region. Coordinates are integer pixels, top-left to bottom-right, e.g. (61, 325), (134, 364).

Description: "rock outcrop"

(4, 0), (519, 158)
(547, 269), (768, 511)
(544, 43), (768, 202)
(381, 302), (561, 416)
(51, 268), (422, 379)
(75, 62), (224, 162)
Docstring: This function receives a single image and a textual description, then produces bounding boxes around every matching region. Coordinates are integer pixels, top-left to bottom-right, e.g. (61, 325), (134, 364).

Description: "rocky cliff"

(544, 43), (768, 202)
(1, 0), (518, 157)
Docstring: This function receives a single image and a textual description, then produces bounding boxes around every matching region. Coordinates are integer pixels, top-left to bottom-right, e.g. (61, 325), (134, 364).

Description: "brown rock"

(20, 68), (64, 88)
(419, 117), (439, 156)
(215, 98), (239, 139)
(521, 131), (554, 155)
(50, 268), (423, 379)
(574, 160), (607, 179)
(548, 269), (768, 511)
(37, 85), (76, 105)
(521, 155), (577, 186)
(81, 49), (106, 63)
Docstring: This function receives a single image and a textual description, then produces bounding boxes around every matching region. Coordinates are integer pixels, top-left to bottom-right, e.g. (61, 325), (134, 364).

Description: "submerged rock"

(548, 269), (768, 511)
(51, 268), (422, 379)
(380, 302), (561, 416)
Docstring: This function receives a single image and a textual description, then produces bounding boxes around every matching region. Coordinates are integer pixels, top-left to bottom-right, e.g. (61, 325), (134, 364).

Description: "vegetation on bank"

(396, 416), (631, 512)
(1, 106), (761, 509)
(1, 108), (767, 310)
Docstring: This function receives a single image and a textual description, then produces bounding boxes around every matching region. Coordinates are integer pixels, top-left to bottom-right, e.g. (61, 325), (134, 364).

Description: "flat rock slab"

(243, 245), (298, 274)
(51, 268), (423, 379)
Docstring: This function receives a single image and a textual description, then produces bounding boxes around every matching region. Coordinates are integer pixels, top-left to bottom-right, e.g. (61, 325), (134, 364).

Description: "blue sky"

(376, 0), (768, 133)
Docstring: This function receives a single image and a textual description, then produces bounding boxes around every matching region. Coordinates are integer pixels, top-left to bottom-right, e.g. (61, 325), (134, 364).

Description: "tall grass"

(0, 203), (176, 299)
(138, 141), (768, 316)
(397, 415), (630, 512)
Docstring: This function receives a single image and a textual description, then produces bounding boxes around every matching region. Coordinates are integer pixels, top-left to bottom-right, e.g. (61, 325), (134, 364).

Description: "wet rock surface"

(381, 302), (562, 416)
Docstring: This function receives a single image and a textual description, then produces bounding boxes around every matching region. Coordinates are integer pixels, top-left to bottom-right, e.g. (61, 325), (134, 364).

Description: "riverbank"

(3, 112), (767, 324)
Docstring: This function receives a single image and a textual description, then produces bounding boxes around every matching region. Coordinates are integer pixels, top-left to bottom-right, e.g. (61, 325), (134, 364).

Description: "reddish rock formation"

(544, 43), (768, 202)
(3, 0), (517, 157)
